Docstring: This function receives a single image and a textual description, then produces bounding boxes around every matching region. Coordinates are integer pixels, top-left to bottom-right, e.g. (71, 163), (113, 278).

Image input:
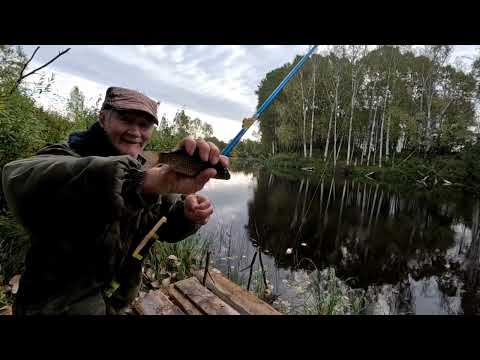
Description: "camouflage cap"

(101, 86), (159, 124)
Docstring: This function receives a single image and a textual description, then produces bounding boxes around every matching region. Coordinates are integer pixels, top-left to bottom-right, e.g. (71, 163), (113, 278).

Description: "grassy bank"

(256, 151), (480, 193)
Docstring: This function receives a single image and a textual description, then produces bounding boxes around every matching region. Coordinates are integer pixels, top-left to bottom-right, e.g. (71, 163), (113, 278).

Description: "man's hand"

(143, 136), (229, 195)
(184, 194), (213, 225)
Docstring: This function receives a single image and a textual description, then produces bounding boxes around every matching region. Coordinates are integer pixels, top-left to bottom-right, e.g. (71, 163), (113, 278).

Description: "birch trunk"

(309, 58), (317, 158)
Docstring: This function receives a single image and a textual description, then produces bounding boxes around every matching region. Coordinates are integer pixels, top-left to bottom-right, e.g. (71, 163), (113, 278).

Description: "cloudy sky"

(22, 45), (479, 142)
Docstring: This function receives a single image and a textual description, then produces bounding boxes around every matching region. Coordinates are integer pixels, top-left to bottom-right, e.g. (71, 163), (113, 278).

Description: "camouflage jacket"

(2, 122), (200, 315)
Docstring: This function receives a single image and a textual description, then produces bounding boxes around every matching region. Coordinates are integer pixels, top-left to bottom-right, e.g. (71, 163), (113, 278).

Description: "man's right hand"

(142, 136), (229, 195)
(143, 165), (216, 195)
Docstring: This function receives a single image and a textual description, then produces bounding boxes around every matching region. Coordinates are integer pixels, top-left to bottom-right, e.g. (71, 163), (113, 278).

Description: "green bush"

(0, 212), (30, 281)
(0, 93), (45, 169)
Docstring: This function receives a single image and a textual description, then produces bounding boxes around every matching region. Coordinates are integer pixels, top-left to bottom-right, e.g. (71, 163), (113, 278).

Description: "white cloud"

(27, 64), (107, 113)
(21, 45), (478, 143)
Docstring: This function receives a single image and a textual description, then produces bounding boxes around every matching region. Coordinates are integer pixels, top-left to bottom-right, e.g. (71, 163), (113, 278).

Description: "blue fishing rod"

(116, 46), (321, 285)
(221, 45), (318, 156)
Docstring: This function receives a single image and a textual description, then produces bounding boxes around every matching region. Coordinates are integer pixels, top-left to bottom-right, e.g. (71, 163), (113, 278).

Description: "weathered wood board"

(192, 269), (281, 315)
(174, 277), (240, 315)
(133, 290), (184, 315)
(167, 284), (203, 315)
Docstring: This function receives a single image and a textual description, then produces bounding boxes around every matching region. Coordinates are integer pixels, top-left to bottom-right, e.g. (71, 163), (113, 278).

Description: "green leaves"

(0, 92), (44, 168)
(255, 45), (477, 158)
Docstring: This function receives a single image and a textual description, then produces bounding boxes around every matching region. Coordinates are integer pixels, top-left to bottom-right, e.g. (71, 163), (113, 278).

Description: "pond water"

(198, 167), (480, 315)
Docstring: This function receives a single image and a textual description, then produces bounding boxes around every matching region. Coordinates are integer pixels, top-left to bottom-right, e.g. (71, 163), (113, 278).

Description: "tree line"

(256, 45), (480, 167)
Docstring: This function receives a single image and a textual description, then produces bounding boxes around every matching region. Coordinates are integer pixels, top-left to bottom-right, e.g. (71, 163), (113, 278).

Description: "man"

(2, 86), (229, 315)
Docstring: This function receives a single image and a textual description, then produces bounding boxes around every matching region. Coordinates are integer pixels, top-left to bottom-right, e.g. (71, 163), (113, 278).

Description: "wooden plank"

(167, 284), (203, 315)
(193, 269), (281, 315)
(133, 290), (185, 315)
(174, 277), (240, 315)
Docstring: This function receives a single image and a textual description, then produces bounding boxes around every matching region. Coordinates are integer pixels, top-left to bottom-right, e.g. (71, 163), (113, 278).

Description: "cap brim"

(112, 104), (158, 125)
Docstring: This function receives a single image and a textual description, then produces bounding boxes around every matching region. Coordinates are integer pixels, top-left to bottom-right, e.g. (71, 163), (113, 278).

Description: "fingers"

(195, 199), (211, 210)
(184, 194), (199, 211)
(185, 194), (210, 210)
(196, 138), (209, 162)
(192, 206), (213, 219)
(179, 136), (196, 156)
(219, 155), (229, 168)
(207, 142), (220, 165)
(184, 194), (214, 225)
(170, 168), (216, 195)
(187, 204), (213, 224)
(194, 194), (209, 203)
(182, 169), (216, 194)
(180, 137), (224, 167)
(196, 168), (217, 186)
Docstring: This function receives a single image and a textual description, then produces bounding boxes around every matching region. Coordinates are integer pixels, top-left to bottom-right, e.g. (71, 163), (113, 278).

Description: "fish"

(156, 147), (231, 180)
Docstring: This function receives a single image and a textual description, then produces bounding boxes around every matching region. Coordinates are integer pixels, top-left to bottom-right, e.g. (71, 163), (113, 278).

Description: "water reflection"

(200, 168), (480, 315)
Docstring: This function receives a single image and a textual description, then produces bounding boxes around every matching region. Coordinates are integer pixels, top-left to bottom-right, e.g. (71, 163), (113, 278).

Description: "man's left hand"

(184, 194), (213, 225)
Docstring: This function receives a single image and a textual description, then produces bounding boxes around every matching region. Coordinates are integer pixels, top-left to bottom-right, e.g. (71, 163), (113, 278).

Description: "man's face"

(99, 109), (154, 158)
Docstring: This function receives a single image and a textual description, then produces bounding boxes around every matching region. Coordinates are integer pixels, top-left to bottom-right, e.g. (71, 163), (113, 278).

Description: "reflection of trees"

(229, 159), (258, 176)
(466, 201), (480, 267)
(462, 200), (480, 314)
(247, 169), (458, 290)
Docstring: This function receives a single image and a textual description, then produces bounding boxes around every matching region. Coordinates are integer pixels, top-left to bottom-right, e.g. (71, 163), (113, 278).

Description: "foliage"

(256, 45), (477, 159)
(146, 234), (209, 281)
(0, 92), (45, 168)
(0, 211), (30, 281)
(301, 268), (366, 315)
(0, 285), (6, 308)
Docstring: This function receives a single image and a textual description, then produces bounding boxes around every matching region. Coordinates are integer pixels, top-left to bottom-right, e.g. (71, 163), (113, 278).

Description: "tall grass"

(225, 256), (247, 288)
(300, 267), (366, 315)
(0, 212), (30, 282)
(193, 224), (274, 300)
(146, 234), (210, 282)
(0, 286), (7, 308)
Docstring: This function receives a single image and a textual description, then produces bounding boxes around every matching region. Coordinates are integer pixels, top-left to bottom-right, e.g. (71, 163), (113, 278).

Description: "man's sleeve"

(2, 153), (148, 234)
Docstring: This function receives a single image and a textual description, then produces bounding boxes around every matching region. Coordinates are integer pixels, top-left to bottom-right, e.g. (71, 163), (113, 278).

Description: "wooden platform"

(132, 268), (281, 315)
